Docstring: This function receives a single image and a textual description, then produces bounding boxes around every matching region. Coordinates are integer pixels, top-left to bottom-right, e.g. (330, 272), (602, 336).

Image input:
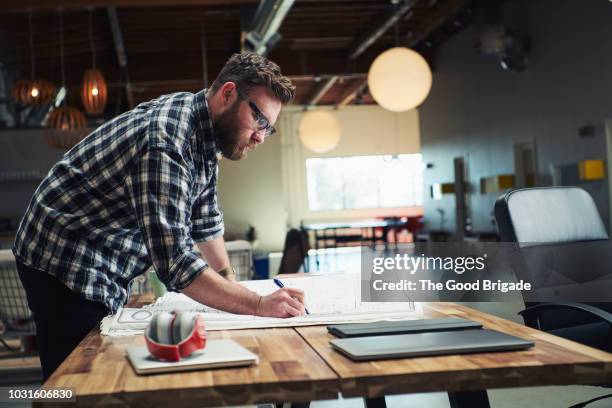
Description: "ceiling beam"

(106, 74), (364, 89)
(337, 79), (368, 108)
(107, 6), (135, 108)
(288, 73), (365, 82)
(406, 0), (469, 48)
(4, 0), (258, 11)
(304, 75), (338, 107)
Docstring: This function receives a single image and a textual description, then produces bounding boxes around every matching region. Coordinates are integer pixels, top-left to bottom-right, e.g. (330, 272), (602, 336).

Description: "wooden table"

(41, 298), (612, 408)
(298, 303), (612, 407)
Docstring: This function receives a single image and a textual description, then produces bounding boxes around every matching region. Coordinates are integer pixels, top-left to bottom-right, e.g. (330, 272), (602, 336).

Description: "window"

(306, 154), (423, 211)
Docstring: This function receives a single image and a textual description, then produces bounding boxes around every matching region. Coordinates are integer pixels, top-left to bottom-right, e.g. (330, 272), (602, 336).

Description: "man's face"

(213, 85), (281, 161)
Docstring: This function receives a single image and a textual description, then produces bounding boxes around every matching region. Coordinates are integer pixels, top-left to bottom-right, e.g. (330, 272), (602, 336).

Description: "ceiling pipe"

(107, 6), (135, 109)
(333, 0), (416, 108)
(243, 0), (295, 56)
(349, 0), (416, 60)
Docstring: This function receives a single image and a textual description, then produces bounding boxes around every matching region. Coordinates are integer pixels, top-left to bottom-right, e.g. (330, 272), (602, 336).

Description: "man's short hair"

(210, 52), (295, 104)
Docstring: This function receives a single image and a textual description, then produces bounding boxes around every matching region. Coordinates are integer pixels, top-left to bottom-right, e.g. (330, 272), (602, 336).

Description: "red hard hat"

(145, 311), (206, 362)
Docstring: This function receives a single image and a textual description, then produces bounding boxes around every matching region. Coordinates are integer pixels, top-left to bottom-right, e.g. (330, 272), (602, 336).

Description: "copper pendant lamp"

(45, 10), (88, 150)
(12, 12), (55, 106)
(45, 106), (88, 149)
(81, 9), (107, 115)
(12, 79), (55, 106)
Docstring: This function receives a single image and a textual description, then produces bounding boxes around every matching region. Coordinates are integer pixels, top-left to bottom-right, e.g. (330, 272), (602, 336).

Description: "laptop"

(330, 329), (534, 361)
(327, 317), (483, 338)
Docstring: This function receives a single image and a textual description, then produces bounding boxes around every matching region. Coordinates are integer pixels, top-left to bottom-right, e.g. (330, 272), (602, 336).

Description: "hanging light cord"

(59, 11), (66, 88)
(394, 16), (400, 46)
(29, 10), (35, 80)
(88, 9), (96, 69)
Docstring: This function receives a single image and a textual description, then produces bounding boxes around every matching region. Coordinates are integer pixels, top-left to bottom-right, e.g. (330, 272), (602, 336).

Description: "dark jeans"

(16, 261), (108, 381)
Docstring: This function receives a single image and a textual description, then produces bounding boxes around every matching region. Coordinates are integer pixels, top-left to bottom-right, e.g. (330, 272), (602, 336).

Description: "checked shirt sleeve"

(191, 164), (224, 243)
(125, 145), (208, 291)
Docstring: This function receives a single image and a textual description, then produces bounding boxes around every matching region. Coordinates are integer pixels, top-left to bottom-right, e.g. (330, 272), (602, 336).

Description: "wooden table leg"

(364, 397), (387, 408)
(448, 390), (490, 408)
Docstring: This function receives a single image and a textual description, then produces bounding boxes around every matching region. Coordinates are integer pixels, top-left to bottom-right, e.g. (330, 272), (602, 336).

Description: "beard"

(213, 101), (249, 161)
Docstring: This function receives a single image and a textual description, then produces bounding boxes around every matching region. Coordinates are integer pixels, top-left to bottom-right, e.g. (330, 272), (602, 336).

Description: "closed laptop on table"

(330, 329), (534, 361)
(327, 317), (483, 338)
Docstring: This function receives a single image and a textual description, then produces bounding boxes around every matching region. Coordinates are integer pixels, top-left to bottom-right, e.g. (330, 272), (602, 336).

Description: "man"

(13, 52), (306, 380)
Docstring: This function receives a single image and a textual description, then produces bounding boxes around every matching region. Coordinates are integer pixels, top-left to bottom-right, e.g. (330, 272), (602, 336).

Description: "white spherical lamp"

(368, 47), (433, 112)
(298, 110), (341, 153)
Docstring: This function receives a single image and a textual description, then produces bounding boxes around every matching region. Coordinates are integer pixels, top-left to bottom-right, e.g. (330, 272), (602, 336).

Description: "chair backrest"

(0, 250), (35, 331)
(278, 229), (310, 274)
(225, 240), (254, 281)
(494, 186), (612, 305)
(495, 186), (608, 246)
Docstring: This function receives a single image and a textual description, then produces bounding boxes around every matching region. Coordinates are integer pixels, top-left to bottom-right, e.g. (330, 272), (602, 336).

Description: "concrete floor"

(303, 385), (612, 408)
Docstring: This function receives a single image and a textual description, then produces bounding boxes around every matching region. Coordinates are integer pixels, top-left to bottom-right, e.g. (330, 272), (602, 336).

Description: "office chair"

(0, 250), (36, 345)
(494, 186), (612, 352)
(278, 228), (310, 274)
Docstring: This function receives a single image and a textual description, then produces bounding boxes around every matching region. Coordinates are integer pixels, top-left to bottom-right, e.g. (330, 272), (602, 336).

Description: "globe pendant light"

(12, 11), (55, 106)
(298, 110), (341, 153)
(81, 9), (107, 115)
(367, 47), (432, 112)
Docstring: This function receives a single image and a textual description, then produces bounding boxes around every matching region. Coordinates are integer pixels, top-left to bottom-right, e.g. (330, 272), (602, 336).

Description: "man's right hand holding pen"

(182, 267), (309, 319)
(257, 285), (307, 317)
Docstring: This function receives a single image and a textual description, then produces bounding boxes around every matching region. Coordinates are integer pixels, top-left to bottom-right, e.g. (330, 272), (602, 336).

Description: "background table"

(301, 217), (422, 250)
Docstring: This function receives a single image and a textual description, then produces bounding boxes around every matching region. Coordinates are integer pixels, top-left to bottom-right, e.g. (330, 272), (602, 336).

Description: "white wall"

(217, 132), (286, 252)
(419, 0), (612, 234)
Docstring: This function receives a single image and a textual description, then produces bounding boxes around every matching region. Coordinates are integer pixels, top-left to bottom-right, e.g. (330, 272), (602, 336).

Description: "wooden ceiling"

(0, 0), (473, 116)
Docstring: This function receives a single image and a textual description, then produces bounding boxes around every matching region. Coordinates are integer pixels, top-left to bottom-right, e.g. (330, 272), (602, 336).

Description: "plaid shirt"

(13, 90), (224, 313)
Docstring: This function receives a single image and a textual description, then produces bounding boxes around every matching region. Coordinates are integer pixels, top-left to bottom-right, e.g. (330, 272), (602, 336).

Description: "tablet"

(327, 317), (483, 338)
(330, 329), (534, 361)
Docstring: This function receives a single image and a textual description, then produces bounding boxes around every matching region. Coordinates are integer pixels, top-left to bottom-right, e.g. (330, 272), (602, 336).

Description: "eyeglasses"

(236, 89), (276, 137)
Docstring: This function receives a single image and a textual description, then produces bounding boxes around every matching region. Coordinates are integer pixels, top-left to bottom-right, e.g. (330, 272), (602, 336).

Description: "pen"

(273, 278), (310, 315)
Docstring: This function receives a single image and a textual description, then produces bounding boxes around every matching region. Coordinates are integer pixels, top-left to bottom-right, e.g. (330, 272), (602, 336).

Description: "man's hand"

(258, 287), (306, 318)
(182, 268), (306, 318)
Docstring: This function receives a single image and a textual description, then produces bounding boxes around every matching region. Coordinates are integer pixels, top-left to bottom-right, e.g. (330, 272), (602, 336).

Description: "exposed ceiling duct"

(243, 0), (294, 56)
(349, 0), (415, 60)
(334, 0), (416, 108)
(107, 6), (135, 109)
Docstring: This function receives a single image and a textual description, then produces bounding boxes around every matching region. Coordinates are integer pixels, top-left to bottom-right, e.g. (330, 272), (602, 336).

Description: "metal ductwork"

(243, 0), (294, 56)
